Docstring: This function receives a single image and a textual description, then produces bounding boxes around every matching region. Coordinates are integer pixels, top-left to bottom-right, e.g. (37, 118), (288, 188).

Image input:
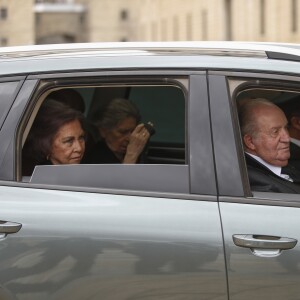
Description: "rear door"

(0, 71), (228, 300)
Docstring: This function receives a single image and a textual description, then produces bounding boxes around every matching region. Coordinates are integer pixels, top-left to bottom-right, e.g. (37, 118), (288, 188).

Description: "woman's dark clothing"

(22, 157), (52, 176)
(83, 140), (121, 164)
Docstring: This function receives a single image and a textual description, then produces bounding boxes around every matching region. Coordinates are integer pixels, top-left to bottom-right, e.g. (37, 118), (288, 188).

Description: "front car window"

(229, 77), (300, 195)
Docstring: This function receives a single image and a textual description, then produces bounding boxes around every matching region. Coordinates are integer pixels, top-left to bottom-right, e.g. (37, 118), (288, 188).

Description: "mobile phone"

(144, 122), (155, 136)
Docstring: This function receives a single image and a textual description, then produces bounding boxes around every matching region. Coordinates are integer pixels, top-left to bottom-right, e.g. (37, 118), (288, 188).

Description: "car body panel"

(220, 200), (300, 300)
(1, 55), (300, 77)
(0, 40), (300, 78)
(0, 185), (226, 300)
(208, 74), (244, 197)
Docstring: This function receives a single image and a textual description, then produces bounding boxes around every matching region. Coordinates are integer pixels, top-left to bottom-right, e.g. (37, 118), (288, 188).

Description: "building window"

(225, 0), (232, 40)
(186, 13), (192, 40)
(80, 13), (85, 25)
(152, 22), (158, 41)
(35, 14), (40, 25)
(173, 16), (179, 40)
(202, 9), (208, 40)
(0, 37), (8, 46)
(0, 7), (7, 20)
(161, 19), (167, 41)
(120, 9), (128, 21)
(292, 0), (298, 32)
(260, 0), (265, 35)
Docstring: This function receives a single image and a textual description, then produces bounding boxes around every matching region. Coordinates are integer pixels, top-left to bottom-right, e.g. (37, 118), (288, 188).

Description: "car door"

(0, 71), (228, 300)
(209, 73), (300, 300)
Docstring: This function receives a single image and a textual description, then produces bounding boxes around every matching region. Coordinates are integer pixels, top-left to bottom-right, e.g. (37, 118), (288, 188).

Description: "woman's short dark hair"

(24, 99), (85, 164)
(48, 89), (86, 113)
(95, 98), (141, 129)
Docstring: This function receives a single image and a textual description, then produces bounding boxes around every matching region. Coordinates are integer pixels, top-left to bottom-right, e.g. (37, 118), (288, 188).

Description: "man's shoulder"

(245, 153), (300, 193)
(245, 153), (271, 173)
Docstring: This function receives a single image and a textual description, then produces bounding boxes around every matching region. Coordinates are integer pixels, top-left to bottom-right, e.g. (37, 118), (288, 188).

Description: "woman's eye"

(79, 135), (86, 142)
(63, 138), (73, 145)
(118, 130), (129, 135)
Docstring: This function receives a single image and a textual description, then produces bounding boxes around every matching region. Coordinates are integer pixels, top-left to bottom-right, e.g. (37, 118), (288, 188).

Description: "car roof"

(0, 41), (300, 59)
(1, 41), (300, 77)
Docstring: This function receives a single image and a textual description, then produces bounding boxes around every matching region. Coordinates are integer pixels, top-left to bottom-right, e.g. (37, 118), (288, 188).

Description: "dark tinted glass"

(0, 81), (20, 130)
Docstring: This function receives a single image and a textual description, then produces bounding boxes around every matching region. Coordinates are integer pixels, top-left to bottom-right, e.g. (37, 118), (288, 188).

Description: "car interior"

(21, 83), (186, 181)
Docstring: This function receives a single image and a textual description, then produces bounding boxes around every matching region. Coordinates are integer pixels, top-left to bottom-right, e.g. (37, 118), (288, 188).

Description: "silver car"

(0, 41), (300, 300)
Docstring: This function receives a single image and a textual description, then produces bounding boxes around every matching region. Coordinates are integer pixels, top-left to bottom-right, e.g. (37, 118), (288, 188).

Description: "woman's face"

(101, 117), (137, 156)
(49, 119), (85, 165)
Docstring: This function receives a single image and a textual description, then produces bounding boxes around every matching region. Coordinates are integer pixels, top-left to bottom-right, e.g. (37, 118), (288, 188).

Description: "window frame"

(214, 71), (300, 205)
(19, 73), (190, 194)
(0, 77), (25, 131)
(0, 7), (7, 20)
(0, 70), (216, 197)
(0, 78), (37, 181)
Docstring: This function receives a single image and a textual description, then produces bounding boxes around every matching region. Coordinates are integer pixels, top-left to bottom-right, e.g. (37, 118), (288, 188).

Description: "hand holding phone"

(143, 121), (155, 136)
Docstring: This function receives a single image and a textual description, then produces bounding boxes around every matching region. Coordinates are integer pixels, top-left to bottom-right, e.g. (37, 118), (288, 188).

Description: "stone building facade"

(0, 0), (299, 46)
(35, 1), (86, 44)
(79, 0), (138, 42)
(0, 0), (35, 46)
(231, 0), (300, 42)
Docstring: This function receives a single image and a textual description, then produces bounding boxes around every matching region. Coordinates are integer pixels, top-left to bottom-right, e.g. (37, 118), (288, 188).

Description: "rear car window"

(21, 81), (188, 193)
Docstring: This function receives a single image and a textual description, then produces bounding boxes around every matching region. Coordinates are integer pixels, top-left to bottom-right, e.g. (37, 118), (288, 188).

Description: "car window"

(87, 85), (185, 164)
(21, 78), (188, 193)
(229, 76), (300, 195)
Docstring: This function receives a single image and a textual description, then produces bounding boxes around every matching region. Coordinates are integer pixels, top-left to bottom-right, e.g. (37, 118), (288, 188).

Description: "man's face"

(101, 117), (137, 155)
(246, 105), (290, 167)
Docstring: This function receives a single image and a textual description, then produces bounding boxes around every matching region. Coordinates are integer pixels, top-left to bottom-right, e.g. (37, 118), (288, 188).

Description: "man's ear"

(243, 134), (256, 151)
(291, 116), (300, 130)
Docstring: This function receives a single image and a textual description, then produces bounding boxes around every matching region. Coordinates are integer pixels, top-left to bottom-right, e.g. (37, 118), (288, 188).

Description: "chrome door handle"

(233, 234), (297, 257)
(0, 221), (22, 234)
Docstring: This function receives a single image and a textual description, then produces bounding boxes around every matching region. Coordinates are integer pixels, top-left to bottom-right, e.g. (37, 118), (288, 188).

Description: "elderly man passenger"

(238, 98), (300, 193)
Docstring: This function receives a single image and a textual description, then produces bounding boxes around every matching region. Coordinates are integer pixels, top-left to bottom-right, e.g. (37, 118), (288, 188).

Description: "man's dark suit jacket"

(289, 141), (300, 170)
(245, 154), (300, 194)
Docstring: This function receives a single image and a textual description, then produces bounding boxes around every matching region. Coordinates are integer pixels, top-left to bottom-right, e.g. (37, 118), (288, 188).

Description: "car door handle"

(233, 234), (297, 257)
(0, 221), (22, 234)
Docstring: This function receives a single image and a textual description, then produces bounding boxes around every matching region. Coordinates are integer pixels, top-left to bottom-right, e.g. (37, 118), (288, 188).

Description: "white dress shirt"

(246, 152), (293, 182)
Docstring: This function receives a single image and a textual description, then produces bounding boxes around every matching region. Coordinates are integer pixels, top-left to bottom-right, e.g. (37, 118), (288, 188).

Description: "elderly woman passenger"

(85, 98), (153, 164)
(22, 99), (86, 175)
